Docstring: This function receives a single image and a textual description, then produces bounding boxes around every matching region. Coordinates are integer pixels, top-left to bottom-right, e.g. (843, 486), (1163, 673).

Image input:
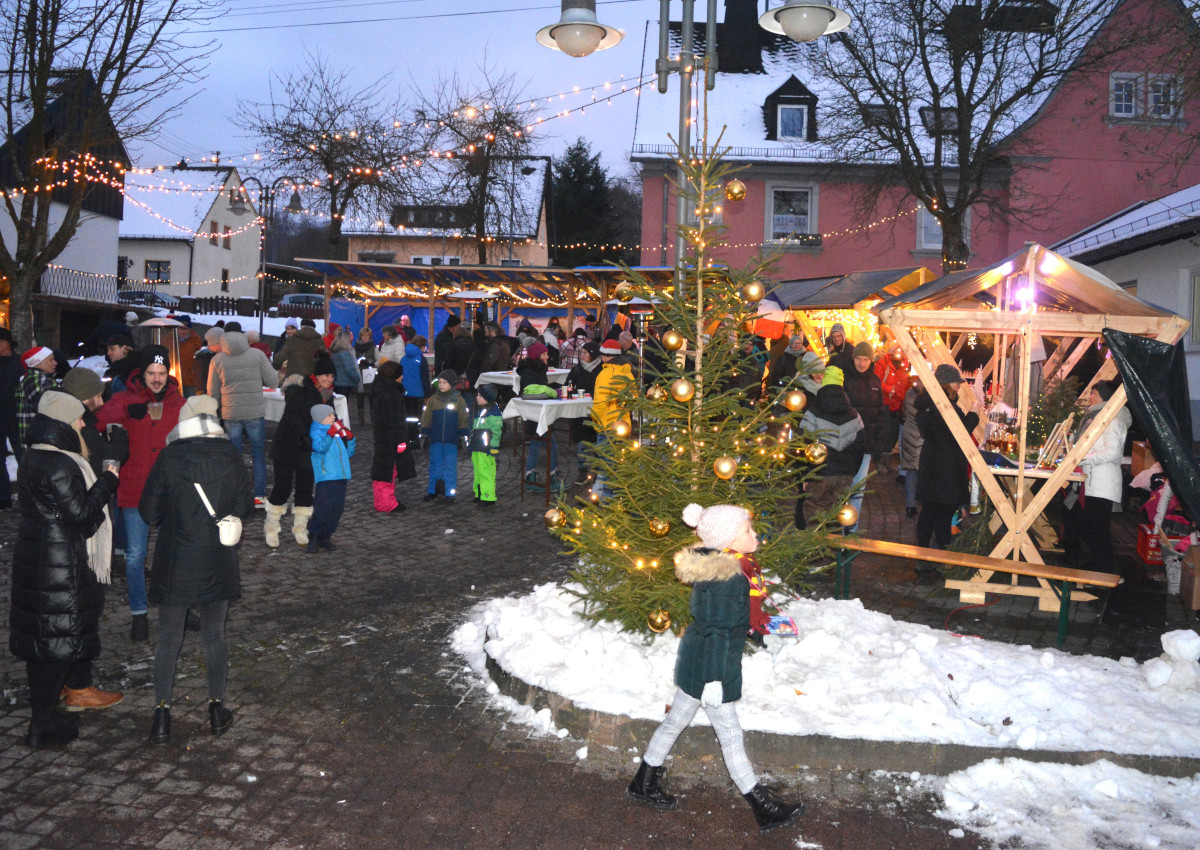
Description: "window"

(916, 207), (970, 253)
(221, 269), (230, 293)
(357, 251), (395, 263)
(767, 186), (817, 242)
(411, 255), (460, 266)
(145, 260), (170, 282)
(223, 225), (231, 250)
(209, 221), (219, 246)
(499, 258), (521, 267)
(778, 105), (806, 140)
(1110, 73), (1182, 120)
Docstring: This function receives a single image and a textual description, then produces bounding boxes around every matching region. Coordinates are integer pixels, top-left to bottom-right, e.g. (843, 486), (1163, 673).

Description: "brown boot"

(61, 686), (124, 712)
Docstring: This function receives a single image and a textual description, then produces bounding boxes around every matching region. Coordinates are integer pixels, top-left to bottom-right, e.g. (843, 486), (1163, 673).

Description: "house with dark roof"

(633, 0), (1200, 281)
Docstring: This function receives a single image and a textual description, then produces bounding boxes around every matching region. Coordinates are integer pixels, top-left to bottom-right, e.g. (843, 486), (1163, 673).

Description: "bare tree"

(802, 0), (1147, 271)
(237, 52), (421, 255)
(0, 0), (218, 346)
(413, 65), (538, 265)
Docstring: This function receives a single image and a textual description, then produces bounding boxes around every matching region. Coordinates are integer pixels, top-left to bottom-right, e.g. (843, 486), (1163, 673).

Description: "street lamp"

(229, 177), (304, 334)
(536, 1), (849, 297)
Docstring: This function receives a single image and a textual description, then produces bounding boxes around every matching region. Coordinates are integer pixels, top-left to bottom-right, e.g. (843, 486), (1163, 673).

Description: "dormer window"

(778, 105), (806, 140)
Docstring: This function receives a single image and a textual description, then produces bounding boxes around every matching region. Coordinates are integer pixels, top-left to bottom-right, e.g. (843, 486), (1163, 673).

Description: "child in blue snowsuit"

(308, 403), (355, 552)
(420, 370), (469, 503)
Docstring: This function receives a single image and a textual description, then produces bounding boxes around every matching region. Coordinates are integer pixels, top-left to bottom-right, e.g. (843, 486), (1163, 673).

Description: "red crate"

(1137, 524), (1187, 566)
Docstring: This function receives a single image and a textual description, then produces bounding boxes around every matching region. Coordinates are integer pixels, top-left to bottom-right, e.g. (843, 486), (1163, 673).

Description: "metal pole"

(673, 0), (695, 299)
(258, 184), (269, 336)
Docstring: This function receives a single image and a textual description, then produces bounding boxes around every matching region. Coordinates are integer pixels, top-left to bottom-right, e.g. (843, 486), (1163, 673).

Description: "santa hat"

(599, 339), (622, 356)
(21, 346), (53, 369)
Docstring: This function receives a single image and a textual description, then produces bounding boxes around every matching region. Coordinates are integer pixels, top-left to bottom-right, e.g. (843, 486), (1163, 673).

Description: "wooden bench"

(823, 535), (1121, 647)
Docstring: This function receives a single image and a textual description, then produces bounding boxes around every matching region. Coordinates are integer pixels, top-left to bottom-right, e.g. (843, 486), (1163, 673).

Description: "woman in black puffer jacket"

(370, 361), (416, 512)
(10, 393), (121, 748)
(139, 395), (253, 745)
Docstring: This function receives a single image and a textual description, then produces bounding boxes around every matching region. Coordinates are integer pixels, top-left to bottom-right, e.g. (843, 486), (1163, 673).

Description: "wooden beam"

(880, 308), (1178, 337)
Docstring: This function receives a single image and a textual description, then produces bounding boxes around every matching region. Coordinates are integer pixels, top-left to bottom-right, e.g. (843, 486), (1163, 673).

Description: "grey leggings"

(642, 688), (758, 794)
(153, 601), (229, 705)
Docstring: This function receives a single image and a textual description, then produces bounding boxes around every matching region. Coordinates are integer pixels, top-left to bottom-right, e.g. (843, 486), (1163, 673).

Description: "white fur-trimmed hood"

(673, 544), (742, 584)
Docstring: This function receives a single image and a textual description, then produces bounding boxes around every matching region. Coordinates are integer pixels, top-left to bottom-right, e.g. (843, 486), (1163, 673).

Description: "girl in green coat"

(626, 503), (806, 833)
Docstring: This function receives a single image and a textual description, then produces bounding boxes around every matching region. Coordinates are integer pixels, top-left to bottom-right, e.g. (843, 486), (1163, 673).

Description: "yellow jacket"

(592, 361), (633, 432)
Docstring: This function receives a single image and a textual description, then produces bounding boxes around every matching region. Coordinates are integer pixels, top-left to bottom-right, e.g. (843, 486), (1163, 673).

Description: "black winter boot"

(209, 699), (233, 737)
(26, 712), (79, 748)
(743, 783), (805, 832)
(626, 761), (677, 810)
(131, 613), (149, 642)
(149, 702), (170, 745)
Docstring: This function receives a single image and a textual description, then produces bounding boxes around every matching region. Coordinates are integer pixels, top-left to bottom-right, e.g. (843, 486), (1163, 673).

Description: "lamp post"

(537, 1), (850, 297)
(229, 176), (304, 334)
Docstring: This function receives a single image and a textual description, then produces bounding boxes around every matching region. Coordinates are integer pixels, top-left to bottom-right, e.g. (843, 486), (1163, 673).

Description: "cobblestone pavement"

(1, 420), (1193, 849)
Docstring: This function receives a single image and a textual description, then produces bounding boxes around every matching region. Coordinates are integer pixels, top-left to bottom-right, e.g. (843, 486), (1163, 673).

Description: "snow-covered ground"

(451, 582), (1200, 849)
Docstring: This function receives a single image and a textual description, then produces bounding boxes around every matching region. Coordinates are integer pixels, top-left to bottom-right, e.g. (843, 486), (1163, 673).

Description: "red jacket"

(96, 373), (186, 508)
(875, 357), (911, 414)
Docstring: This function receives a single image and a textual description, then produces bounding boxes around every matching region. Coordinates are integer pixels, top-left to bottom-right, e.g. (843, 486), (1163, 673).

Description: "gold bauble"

(669, 378), (695, 403)
(613, 281), (635, 303)
(646, 385), (667, 402)
(661, 329), (684, 352)
(713, 456), (738, 480)
(805, 442), (828, 464)
(648, 517), (673, 538)
(544, 508), (566, 529)
(647, 609), (672, 633)
(783, 389), (807, 412)
(837, 504), (859, 527)
(725, 179), (747, 202)
(742, 280), (765, 303)
(612, 419), (632, 439)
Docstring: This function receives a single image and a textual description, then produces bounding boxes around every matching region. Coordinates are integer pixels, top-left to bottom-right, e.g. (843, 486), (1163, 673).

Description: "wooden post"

(426, 278), (436, 349)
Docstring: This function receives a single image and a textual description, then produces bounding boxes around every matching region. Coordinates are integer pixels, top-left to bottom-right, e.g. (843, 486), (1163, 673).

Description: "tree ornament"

(742, 280), (765, 303)
(661, 329), (684, 352)
(783, 389), (807, 412)
(648, 517), (672, 538)
(669, 378), (695, 402)
(646, 385), (667, 402)
(647, 609), (671, 633)
(837, 504), (859, 527)
(544, 507), (566, 529)
(725, 178), (747, 202)
(613, 281), (635, 302)
(805, 442), (828, 464)
(713, 456), (738, 480)
(612, 419), (632, 439)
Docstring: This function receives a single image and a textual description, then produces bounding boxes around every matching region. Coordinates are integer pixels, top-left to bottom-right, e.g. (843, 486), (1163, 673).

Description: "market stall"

(872, 243), (1189, 610)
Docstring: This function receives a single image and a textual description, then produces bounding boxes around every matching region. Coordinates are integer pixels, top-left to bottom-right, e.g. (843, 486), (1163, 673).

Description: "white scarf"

(31, 443), (113, 584)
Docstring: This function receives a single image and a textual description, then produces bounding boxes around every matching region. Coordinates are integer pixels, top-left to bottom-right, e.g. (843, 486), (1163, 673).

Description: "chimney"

(718, 0), (767, 74)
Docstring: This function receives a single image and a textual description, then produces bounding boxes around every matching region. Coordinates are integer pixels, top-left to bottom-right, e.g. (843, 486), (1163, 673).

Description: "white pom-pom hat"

(682, 502), (751, 550)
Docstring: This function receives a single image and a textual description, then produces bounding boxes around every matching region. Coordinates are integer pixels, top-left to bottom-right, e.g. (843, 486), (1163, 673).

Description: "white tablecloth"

(502, 397), (593, 436)
(264, 390), (348, 423)
(477, 368), (570, 393)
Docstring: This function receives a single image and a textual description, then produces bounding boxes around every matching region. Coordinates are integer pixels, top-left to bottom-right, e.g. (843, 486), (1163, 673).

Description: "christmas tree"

(547, 138), (845, 637)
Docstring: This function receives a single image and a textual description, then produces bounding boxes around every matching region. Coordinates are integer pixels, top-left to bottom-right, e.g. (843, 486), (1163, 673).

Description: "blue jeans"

(226, 417), (267, 497)
(847, 453), (871, 532)
(525, 429), (558, 477)
(904, 468), (919, 510)
(590, 433), (612, 502)
(122, 507), (150, 615)
(427, 441), (458, 497)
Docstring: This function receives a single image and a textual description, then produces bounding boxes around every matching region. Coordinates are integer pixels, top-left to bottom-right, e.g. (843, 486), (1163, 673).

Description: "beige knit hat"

(38, 390), (85, 424)
(179, 394), (219, 422)
(682, 503), (751, 550)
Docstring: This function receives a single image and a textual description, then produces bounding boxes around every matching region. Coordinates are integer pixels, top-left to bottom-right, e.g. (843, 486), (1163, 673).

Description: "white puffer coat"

(1079, 403), (1132, 503)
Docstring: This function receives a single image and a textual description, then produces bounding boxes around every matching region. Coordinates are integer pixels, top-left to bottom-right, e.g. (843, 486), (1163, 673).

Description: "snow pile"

(935, 759), (1200, 850)
(452, 582), (1200, 757)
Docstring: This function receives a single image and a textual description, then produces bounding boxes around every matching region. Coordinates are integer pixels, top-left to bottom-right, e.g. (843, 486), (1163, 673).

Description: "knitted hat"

(790, 334), (805, 347)
(583, 341), (601, 359)
(62, 367), (104, 401)
(37, 390), (84, 424)
(526, 342), (548, 361)
(1094, 380), (1117, 401)
(175, 314), (192, 327)
(477, 384), (498, 404)
(822, 365), (844, 387)
(179, 394), (219, 422)
(224, 321), (242, 333)
(830, 323), (845, 335)
(142, 345), (171, 371)
(853, 341), (874, 360)
(285, 317), (299, 329)
(204, 327), (225, 345)
(445, 315), (461, 328)
(437, 369), (458, 385)
(311, 403), (335, 423)
(935, 364), (964, 385)
(682, 502), (751, 551)
(312, 354), (336, 376)
(599, 339), (622, 356)
(21, 346), (52, 368)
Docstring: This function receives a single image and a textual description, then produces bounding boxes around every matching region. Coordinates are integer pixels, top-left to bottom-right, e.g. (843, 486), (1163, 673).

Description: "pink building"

(633, 0), (1200, 279)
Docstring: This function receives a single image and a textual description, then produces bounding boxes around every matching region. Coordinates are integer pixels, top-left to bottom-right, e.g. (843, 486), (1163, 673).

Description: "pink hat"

(599, 339), (622, 356)
(526, 341), (548, 360)
(21, 346), (52, 369)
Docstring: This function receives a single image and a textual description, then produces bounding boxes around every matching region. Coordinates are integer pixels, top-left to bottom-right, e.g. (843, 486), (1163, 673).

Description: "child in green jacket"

(470, 384), (504, 506)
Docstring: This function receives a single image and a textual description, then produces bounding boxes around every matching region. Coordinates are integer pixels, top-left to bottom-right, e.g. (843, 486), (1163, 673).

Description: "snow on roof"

(1054, 182), (1200, 257)
(120, 170), (241, 240)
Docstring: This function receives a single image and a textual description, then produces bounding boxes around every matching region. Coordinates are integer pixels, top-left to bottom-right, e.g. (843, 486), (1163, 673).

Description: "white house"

(1055, 182), (1200, 437)
(119, 168), (262, 299)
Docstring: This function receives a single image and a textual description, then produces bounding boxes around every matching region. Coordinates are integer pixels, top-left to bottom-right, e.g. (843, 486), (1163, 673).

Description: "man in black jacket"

(0, 326), (21, 509)
(841, 342), (884, 532)
(433, 314), (461, 375)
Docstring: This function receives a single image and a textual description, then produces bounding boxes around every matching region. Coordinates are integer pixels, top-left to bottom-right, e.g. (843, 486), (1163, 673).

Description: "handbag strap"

(193, 482), (218, 518)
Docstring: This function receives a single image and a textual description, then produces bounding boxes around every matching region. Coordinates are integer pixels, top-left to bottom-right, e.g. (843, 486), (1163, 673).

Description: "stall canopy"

(770, 267), (930, 310)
